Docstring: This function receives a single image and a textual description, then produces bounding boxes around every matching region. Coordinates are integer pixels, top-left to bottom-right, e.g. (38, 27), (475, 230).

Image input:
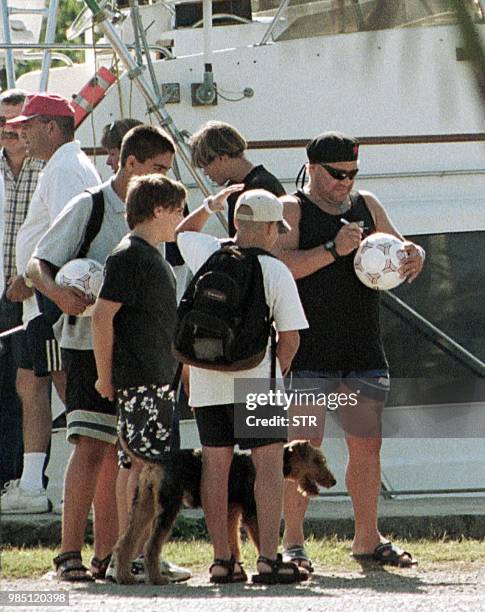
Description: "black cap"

(306, 131), (359, 163)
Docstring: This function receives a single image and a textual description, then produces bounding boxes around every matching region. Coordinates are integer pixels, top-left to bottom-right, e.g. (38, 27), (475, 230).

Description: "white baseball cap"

(235, 189), (291, 234)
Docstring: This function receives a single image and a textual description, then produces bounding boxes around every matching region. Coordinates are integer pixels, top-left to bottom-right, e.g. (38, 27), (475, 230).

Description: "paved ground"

(2, 564), (485, 612)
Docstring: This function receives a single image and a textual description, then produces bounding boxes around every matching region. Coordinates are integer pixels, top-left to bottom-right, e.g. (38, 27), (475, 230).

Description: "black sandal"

(252, 553), (307, 585)
(53, 551), (94, 582)
(90, 553), (112, 579)
(352, 541), (418, 568)
(209, 555), (248, 584)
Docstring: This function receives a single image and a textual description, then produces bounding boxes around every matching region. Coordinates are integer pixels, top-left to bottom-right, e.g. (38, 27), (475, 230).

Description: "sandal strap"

(53, 551), (83, 569)
(209, 555), (235, 573)
(90, 553), (112, 569)
(256, 554), (300, 579)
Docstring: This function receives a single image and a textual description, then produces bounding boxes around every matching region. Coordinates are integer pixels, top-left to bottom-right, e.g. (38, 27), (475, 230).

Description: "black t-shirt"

(227, 165), (286, 237)
(100, 235), (177, 388)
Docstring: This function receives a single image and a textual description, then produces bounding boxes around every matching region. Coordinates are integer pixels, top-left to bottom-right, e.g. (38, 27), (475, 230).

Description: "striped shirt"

(0, 150), (44, 280)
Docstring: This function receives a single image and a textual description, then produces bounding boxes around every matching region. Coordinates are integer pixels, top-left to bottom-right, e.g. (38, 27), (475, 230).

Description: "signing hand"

(334, 222), (363, 256)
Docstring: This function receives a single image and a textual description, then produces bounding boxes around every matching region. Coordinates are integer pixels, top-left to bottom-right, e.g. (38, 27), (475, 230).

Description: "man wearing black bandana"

(275, 132), (425, 570)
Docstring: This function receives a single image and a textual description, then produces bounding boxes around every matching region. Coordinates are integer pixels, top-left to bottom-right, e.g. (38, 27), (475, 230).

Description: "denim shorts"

(289, 368), (390, 405)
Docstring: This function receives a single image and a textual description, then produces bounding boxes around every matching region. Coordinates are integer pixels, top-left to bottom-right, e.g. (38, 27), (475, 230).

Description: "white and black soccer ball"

(353, 232), (407, 291)
(55, 258), (104, 317)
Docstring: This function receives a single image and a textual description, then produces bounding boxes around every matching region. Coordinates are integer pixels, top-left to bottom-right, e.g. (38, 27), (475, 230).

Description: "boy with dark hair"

(101, 119), (142, 173)
(26, 125), (178, 582)
(189, 121), (285, 237)
(92, 173), (185, 487)
(119, 124), (176, 169)
(92, 174), (187, 583)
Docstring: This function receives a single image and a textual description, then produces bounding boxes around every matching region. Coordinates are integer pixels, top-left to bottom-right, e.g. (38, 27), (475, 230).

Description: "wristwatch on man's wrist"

(324, 240), (340, 260)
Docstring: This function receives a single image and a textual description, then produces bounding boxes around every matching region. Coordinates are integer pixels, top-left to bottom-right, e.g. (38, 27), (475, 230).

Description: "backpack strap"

(68, 188), (105, 325)
(77, 188), (105, 259)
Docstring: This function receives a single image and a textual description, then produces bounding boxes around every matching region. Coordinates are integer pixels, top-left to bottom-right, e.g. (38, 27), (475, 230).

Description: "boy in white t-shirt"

(176, 188), (308, 584)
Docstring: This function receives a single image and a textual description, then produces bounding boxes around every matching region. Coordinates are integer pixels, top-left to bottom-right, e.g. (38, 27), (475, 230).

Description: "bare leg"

(345, 433), (382, 553)
(282, 478), (309, 549)
(339, 391), (384, 554)
(251, 443), (284, 563)
(16, 368), (51, 454)
(283, 401), (325, 570)
(51, 370), (66, 403)
(61, 437), (112, 553)
(201, 446), (234, 579)
(92, 444), (119, 560)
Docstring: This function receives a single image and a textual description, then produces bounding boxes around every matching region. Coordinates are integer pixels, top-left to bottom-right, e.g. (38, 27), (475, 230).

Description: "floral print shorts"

(116, 383), (174, 466)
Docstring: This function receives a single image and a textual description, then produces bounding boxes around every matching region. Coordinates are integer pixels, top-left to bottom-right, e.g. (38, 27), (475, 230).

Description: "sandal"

(282, 545), (314, 573)
(209, 555), (248, 584)
(90, 553), (112, 580)
(53, 551), (94, 582)
(252, 553), (307, 585)
(352, 542), (418, 568)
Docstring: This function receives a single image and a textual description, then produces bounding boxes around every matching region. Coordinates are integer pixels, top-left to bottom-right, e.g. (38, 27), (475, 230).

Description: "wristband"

(203, 197), (215, 214)
(23, 273), (33, 288)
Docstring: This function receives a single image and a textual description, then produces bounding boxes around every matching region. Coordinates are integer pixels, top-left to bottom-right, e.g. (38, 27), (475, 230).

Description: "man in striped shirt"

(0, 89), (44, 494)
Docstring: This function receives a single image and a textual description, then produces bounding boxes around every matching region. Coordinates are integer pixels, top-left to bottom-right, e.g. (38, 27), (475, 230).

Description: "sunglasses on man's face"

(319, 163), (359, 181)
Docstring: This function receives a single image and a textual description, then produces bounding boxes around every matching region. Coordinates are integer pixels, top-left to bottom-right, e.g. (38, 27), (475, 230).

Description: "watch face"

(325, 240), (335, 249)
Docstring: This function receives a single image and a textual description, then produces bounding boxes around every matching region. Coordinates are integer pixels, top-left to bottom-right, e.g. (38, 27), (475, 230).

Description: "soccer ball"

(55, 258), (104, 317)
(353, 232), (407, 291)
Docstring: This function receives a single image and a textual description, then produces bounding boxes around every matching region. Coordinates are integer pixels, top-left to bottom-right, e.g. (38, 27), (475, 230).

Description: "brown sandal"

(90, 553), (112, 579)
(53, 551), (94, 582)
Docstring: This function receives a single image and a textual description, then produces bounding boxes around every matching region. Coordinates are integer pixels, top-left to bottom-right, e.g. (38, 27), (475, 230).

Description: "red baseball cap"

(7, 92), (75, 125)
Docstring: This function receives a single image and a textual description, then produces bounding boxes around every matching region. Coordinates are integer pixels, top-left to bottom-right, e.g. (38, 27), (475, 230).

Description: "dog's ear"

(283, 445), (293, 477)
(295, 440), (311, 460)
(298, 476), (320, 497)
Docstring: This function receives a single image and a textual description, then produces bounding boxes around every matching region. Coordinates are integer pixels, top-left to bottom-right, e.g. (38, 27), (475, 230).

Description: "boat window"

(254, 0), (484, 41)
(381, 230), (484, 405)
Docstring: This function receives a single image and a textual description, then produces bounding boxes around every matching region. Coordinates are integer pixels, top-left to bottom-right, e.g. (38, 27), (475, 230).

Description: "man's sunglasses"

(319, 163), (359, 181)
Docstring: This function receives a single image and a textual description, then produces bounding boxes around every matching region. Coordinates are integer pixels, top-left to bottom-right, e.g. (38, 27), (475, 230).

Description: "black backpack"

(173, 243), (276, 371)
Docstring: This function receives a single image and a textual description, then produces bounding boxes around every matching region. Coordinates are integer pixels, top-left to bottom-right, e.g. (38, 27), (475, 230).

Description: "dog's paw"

(116, 569), (137, 585)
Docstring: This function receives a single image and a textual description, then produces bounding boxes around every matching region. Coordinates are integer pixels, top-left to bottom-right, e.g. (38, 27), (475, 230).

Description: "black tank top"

(292, 190), (387, 372)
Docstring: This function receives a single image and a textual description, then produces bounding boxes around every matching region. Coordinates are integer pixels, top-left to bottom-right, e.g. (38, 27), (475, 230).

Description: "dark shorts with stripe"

(17, 315), (63, 376)
(62, 348), (117, 444)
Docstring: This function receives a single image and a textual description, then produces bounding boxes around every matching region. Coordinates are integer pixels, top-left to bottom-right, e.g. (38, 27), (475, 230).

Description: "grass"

(1, 537), (485, 579)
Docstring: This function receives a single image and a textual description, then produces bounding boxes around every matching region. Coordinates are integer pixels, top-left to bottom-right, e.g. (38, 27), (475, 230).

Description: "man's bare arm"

(363, 191), (425, 283)
(276, 330), (300, 376)
(175, 184), (244, 237)
(274, 196), (360, 280)
(26, 257), (92, 315)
